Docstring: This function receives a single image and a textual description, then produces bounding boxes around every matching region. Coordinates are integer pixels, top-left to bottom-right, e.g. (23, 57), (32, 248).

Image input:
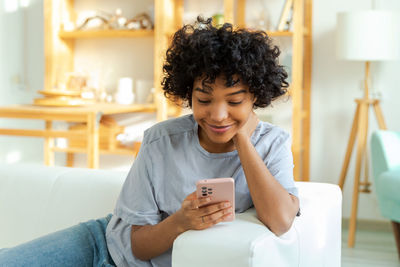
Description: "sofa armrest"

(371, 130), (400, 180)
(172, 182), (342, 267)
(172, 208), (298, 267)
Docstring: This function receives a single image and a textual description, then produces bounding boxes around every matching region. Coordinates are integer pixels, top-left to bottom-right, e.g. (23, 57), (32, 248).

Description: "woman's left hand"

(232, 111), (259, 145)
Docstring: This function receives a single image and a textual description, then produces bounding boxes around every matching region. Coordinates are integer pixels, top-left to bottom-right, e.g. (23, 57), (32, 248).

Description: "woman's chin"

(199, 124), (237, 151)
(207, 133), (236, 147)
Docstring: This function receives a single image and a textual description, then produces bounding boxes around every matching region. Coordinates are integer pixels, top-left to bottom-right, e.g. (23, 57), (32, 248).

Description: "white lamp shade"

(336, 11), (400, 61)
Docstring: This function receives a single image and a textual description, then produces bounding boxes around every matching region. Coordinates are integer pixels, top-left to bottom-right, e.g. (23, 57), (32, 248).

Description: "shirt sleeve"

(106, 216), (153, 267)
(264, 131), (299, 198)
(106, 139), (162, 266)
(114, 141), (161, 226)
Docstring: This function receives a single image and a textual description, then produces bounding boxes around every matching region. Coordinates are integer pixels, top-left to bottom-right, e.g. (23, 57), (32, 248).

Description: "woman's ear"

(252, 95), (257, 105)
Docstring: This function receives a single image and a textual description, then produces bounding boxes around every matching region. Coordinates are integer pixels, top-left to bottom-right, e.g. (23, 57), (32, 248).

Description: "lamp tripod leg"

(359, 103), (370, 193)
(348, 101), (369, 247)
(338, 104), (360, 190)
(359, 148), (371, 193)
(373, 102), (387, 130)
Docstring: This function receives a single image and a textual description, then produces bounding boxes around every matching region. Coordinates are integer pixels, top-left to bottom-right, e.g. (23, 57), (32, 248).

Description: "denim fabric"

(0, 215), (115, 267)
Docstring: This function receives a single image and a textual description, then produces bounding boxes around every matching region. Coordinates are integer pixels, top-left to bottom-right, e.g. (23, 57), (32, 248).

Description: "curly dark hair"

(162, 17), (289, 108)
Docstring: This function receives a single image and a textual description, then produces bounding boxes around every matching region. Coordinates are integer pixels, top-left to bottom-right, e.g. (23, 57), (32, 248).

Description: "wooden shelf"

(45, 0), (311, 176)
(266, 31), (293, 37)
(59, 29), (154, 39)
(165, 30), (293, 38)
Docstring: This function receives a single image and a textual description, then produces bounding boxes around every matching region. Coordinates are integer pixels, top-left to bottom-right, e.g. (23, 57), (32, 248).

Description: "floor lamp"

(336, 10), (399, 248)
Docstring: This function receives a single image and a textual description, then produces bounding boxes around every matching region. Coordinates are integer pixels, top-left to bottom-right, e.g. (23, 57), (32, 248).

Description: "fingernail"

(224, 202), (230, 207)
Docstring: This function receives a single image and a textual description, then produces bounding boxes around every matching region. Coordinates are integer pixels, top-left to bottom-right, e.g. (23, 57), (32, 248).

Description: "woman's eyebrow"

(194, 87), (212, 94)
(226, 89), (247, 96)
(194, 87), (246, 96)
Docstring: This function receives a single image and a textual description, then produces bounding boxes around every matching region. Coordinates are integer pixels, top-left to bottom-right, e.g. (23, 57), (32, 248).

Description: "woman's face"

(192, 75), (255, 153)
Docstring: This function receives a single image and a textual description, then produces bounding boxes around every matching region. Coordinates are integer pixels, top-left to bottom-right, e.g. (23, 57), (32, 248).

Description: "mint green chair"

(371, 130), (400, 259)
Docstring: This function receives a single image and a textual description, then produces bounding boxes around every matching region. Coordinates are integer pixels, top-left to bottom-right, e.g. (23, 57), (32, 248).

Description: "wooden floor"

(342, 227), (400, 266)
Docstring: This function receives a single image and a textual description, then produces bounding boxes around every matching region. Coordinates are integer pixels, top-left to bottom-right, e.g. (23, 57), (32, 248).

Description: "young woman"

(0, 17), (299, 267)
(106, 17), (299, 266)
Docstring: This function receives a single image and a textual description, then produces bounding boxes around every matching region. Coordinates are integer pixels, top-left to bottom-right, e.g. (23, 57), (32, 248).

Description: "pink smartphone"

(196, 177), (235, 222)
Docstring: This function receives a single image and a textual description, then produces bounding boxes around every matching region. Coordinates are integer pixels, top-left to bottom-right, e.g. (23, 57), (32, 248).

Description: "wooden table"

(0, 103), (156, 168)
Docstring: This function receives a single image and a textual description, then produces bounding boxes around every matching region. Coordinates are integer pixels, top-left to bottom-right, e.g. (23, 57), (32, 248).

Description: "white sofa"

(0, 163), (342, 266)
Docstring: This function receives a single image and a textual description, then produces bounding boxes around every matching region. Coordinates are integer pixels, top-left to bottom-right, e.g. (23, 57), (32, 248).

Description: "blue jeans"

(0, 215), (115, 267)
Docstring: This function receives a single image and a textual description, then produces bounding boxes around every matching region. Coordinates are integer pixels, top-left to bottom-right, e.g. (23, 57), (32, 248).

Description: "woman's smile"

(206, 123), (233, 134)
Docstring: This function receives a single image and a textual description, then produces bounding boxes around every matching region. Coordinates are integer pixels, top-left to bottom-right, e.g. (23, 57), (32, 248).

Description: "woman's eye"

(229, 101), (243, 105)
(197, 99), (211, 104)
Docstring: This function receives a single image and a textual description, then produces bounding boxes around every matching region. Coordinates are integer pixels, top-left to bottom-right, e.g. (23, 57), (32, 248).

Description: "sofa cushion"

(0, 163), (127, 248)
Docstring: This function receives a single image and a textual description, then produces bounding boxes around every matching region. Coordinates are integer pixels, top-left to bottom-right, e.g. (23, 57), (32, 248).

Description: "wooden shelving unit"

(59, 29), (154, 39)
(242, 0), (312, 181)
(154, 0), (312, 181)
(45, 0), (168, 122)
(45, 0), (312, 178)
(43, 0), (161, 166)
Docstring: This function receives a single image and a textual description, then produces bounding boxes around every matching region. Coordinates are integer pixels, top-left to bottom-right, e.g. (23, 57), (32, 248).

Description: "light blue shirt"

(106, 114), (298, 267)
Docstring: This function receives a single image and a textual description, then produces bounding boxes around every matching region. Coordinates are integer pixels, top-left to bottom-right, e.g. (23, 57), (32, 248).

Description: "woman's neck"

(198, 127), (236, 153)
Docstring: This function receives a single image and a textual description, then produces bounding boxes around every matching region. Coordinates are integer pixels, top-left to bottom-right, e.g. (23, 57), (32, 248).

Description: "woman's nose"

(209, 103), (228, 122)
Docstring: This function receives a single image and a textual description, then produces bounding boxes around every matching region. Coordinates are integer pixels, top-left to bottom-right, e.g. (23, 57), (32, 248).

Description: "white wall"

(311, 0), (400, 221)
(0, 0), (46, 165)
(1, 0), (400, 220)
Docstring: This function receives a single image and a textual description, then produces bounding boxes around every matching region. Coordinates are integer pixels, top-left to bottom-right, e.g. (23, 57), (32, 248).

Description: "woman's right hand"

(174, 192), (233, 232)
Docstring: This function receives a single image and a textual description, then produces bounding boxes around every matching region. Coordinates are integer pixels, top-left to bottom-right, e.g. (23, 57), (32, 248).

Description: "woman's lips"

(207, 123), (232, 133)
